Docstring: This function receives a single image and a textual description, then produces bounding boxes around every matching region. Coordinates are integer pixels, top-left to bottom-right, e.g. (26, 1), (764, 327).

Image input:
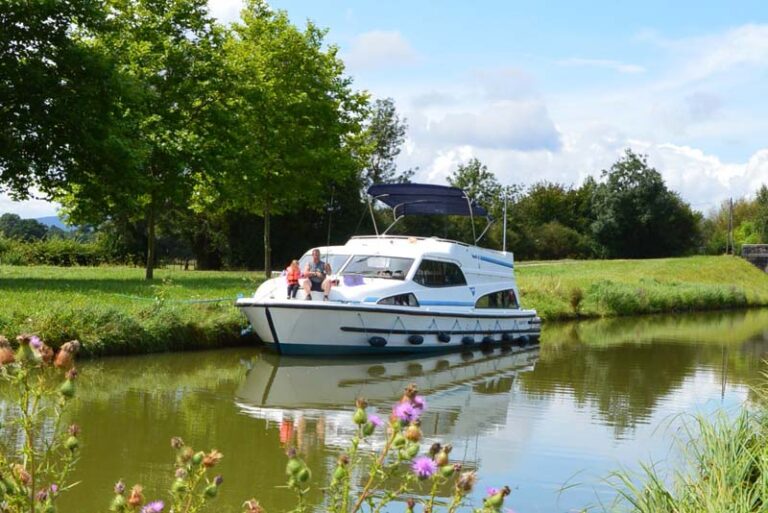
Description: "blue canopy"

(367, 183), (489, 219)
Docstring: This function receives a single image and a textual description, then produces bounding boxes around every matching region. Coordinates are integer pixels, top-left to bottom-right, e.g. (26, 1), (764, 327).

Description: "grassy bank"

(1, 255), (767, 356)
(0, 265), (261, 356)
(517, 255), (768, 320)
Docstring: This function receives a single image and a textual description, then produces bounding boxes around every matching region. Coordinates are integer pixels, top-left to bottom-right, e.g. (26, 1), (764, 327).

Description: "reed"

(604, 377), (768, 512)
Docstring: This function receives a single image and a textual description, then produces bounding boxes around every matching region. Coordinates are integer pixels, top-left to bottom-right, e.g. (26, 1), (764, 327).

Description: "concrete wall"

(742, 244), (768, 272)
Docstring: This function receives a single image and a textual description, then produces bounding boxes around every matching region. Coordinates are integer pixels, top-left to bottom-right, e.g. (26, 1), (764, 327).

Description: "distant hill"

(35, 216), (71, 230)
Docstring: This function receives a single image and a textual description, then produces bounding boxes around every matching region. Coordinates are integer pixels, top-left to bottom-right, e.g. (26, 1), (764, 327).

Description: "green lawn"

(1, 256), (767, 356)
(0, 265), (263, 356)
(517, 255), (768, 319)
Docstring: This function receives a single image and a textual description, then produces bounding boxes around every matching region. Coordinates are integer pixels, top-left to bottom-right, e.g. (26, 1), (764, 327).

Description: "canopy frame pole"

(475, 218), (495, 244)
(368, 196), (379, 236)
(465, 194), (477, 244)
(502, 191), (508, 252)
(382, 214), (405, 235)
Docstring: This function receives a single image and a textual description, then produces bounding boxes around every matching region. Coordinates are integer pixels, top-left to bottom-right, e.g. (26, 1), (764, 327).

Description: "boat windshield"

(298, 252), (350, 274)
(341, 255), (414, 280)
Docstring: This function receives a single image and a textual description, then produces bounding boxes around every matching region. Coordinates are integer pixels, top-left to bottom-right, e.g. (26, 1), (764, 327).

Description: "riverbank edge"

(2, 255), (767, 357)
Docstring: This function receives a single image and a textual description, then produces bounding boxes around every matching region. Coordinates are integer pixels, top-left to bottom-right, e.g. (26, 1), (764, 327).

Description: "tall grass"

(605, 378), (768, 512)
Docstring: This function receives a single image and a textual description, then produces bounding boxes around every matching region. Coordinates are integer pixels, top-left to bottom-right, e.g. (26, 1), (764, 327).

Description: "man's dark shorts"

(309, 279), (324, 292)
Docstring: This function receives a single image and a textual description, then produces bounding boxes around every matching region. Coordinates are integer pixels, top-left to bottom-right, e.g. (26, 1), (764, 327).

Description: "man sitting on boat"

(302, 248), (332, 300)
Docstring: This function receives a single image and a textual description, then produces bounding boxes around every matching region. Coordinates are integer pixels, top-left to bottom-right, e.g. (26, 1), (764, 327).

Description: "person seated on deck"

(285, 259), (301, 299)
(302, 248), (332, 300)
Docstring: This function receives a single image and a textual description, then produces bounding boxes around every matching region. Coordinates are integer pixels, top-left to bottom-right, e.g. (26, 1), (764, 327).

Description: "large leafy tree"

(204, 0), (367, 277)
(57, 0), (227, 279)
(0, 0), (132, 200)
(358, 98), (414, 189)
(591, 149), (700, 258)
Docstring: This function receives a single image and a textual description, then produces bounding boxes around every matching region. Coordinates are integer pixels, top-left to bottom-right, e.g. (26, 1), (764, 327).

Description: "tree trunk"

(263, 200), (271, 280)
(145, 200), (156, 280)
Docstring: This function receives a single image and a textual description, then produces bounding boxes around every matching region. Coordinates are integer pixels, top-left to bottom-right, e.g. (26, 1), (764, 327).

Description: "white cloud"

(557, 58), (646, 74)
(343, 30), (419, 70)
(207, 0), (243, 23)
(674, 24), (768, 83)
(0, 193), (59, 219)
(424, 101), (561, 152)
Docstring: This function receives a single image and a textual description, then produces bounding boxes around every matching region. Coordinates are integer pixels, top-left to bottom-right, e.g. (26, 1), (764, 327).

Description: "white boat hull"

(236, 297), (541, 355)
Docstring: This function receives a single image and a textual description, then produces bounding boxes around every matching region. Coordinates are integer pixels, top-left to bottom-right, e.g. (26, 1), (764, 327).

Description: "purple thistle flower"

(141, 500), (164, 513)
(486, 487), (500, 496)
(214, 475), (223, 486)
(368, 414), (383, 427)
(393, 402), (420, 422)
(50, 484), (59, 494)
(29, 336), (42, 350)
(114, 480), (125, 495)
(413, 395), (427, 412)
(411, 456), (438, 479)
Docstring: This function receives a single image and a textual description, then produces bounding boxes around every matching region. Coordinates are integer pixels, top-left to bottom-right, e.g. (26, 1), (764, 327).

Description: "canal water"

(9, 309), (768, 512)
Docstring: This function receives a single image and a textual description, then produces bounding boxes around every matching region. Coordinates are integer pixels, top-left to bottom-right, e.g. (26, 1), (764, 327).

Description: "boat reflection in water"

(235, 345), (540, 453)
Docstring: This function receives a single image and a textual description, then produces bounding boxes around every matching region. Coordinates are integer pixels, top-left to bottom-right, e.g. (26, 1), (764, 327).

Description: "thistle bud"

(114, 481), (126, 495)
(110, 493), (127, 512)
(393, 433), (406, 448)
(68, 424), (80, 436)
(401, 383), (418, 402)
(127, 485), (143, 508)
(428, 442), (441, 457)
(440, 464), (455, 477)
(332, 465), (347, 483)
(191, 451), (205, 466)
(285, 458), (302, 477)
(174, 468), (187, 479)
(15, 335), (38, 363)
(65, 436), (79, 451)
(242, 499), (264, 513)
(405, 498), (416, 513)
(13, 464), (31, 486)
(404, 423), (422, 442)
(178, 447), (194, 465)
(484, 485), (510, 509)
(214, 475), (223, 487)
(0, 336), (15, 365)
(352, 408), (367, 426)
(203, 484), (218, 498)
(37, 342), (54, 365)
(171, 479), (188, 494)
(54, 340), (80, 370)
(59, 379), (75, 399)
(297, 467), (311, 483)
(203, 449), (223, 468)
(455, 471), (477, 494)
(405, 443), (420, 459)
(170, 437), (184, 450)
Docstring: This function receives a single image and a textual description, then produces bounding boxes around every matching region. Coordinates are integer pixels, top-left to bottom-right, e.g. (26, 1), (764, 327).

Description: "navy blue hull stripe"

(238, 302), (536, 319)
(339, 327), (540, 335)
(262, 339), (540, 356)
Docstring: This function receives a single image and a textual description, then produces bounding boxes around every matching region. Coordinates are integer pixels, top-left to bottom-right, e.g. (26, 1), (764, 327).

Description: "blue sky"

(4, 0), (768, 217)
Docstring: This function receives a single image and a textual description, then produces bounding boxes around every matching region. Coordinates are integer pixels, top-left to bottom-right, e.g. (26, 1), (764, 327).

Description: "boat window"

(377, 293), (420, 307)
(413, 259), (467, 287)
(475, 290), (519, 309)
(341, 255), (414, 280)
